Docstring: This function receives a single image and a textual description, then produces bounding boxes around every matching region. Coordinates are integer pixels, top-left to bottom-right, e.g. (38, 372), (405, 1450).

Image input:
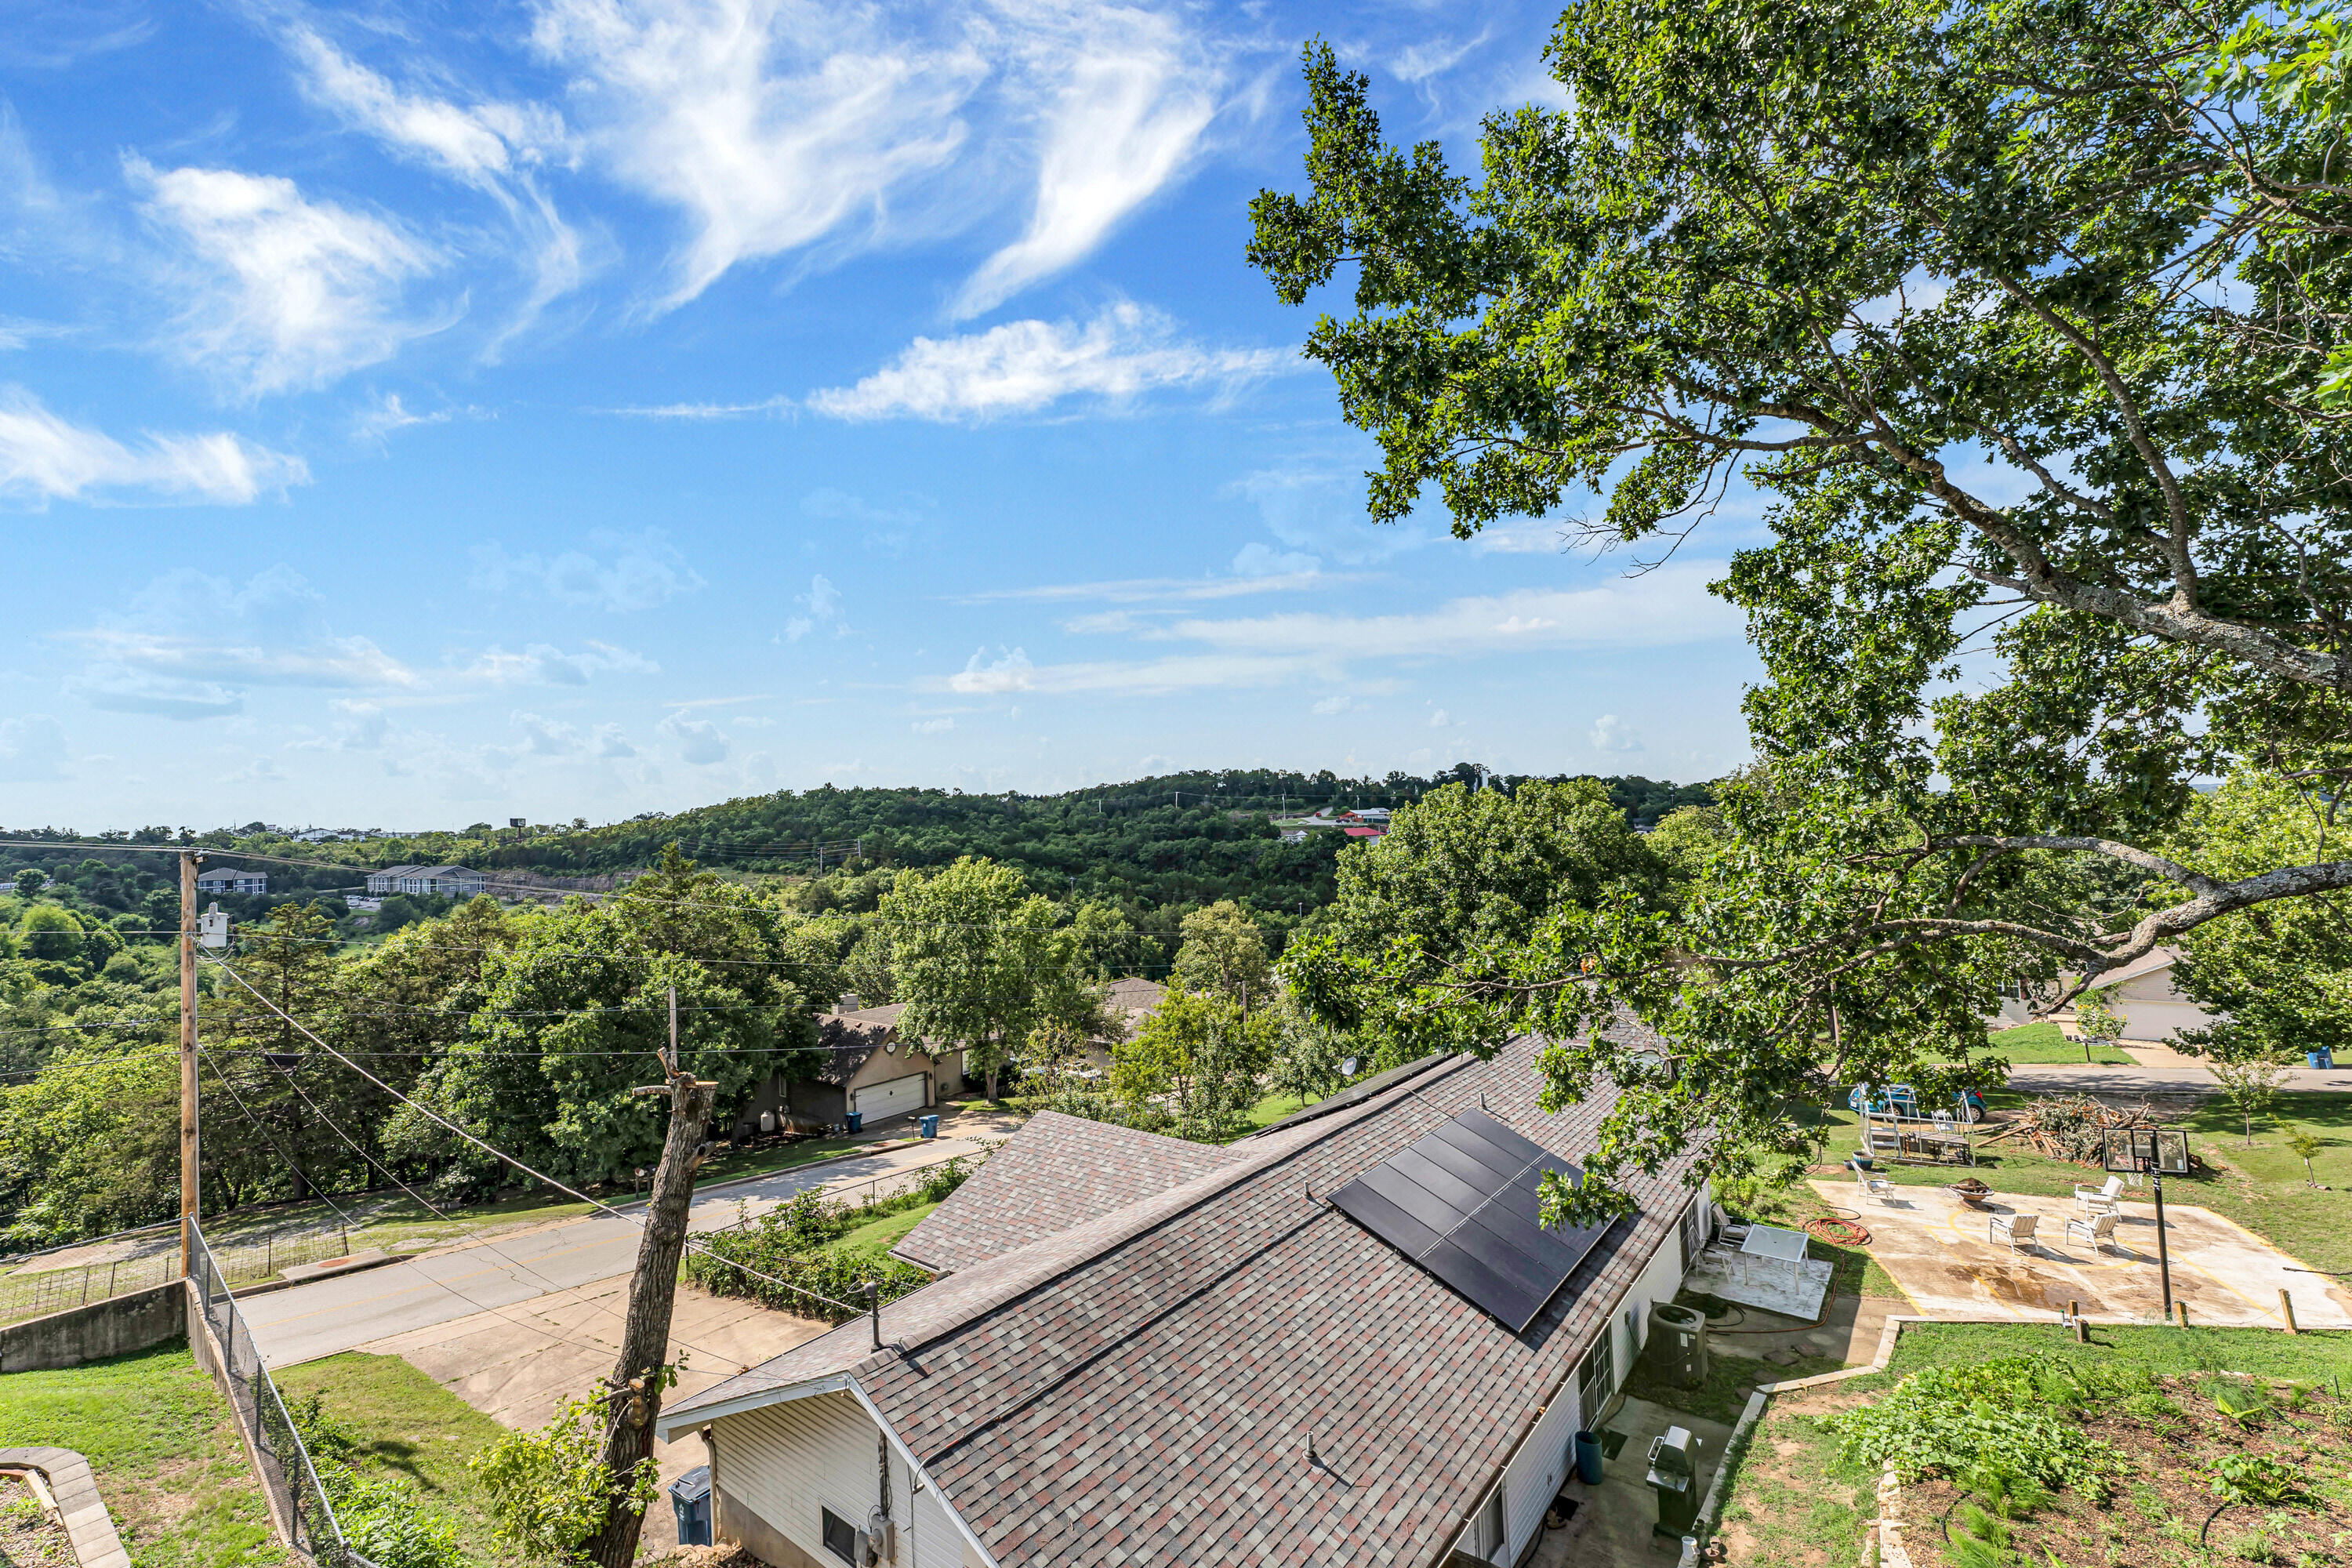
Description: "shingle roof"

(891, 1110), (1242, 1273)
(663, 1032), (1703, 1568)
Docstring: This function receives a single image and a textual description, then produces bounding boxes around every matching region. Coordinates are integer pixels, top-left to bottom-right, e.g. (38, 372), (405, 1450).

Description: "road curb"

(229, 1251), (405, 1301)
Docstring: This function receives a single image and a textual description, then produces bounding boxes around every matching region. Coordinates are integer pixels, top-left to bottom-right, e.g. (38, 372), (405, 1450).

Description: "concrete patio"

(1816, 1178), (2352, 1327)
(1521, 1396), (1734, 1568)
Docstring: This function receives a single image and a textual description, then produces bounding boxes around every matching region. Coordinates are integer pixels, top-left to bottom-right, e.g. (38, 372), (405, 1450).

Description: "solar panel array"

(1327, 1107), (1617, 1331)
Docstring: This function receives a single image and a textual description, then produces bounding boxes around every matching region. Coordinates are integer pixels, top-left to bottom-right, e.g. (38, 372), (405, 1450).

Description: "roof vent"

(840, 993), (862, 1013)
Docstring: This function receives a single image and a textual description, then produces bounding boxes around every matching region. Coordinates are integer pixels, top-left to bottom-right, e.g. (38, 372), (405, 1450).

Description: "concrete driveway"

(244, 1133), (992, 1368)
(1817, 1179), (2352, 1328)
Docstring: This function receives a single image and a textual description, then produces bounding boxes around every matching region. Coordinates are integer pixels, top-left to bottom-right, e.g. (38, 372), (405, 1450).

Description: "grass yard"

(272, 1352), (562, 1568)
(816, 1200), (941, 1263)
(1713, 1323), (2352, 1568)
(1966, 1020), (2135, 1065)
(1234, 1089), (1328, 1135)
(0, 1341), (292, 1568)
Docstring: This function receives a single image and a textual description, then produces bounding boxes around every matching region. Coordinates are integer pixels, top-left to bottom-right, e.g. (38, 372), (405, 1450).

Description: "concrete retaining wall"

(0, 1280), (185, 1373)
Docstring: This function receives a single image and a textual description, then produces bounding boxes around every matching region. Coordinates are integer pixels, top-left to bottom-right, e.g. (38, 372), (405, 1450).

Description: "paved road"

(242, 1137), (986, 1368)
(2004, 1062), (2352, 1098)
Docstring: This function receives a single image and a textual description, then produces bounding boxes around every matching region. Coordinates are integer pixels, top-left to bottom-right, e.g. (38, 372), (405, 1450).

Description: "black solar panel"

(1328, 1107), (1616, 1331)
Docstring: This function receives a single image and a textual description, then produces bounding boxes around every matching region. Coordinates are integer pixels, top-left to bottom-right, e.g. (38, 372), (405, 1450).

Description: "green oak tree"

(1251, 5), (2352, 1218)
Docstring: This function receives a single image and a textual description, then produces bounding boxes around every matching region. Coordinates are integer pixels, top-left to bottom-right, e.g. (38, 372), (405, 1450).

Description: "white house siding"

(1503, 1385), (1581, 1562)
(713, 1392), (879, 1566)
(913, 1481), (985, 1568)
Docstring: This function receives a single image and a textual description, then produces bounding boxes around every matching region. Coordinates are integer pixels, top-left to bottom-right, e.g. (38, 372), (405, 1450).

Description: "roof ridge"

(866, 1051), (1476, 1359)
(662, 1051), (1478, 1427)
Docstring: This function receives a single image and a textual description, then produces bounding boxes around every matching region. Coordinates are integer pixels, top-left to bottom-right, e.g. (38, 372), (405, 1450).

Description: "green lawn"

(1878, 1319), (2352, 1385)
(1965, 1020), (2134, 1065)
(272, 1352), (560, 1568)
(1234, 1089), (1327, 1135)
(816, 1201), (941, 1263)
(0, 1341), (292, 1568)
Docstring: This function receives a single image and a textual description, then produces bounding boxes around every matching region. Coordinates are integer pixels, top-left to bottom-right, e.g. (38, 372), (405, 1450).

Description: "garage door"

(854, 1073), (927, 1124)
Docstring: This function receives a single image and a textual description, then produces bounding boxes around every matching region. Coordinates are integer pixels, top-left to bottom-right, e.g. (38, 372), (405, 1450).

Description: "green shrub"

(331, 1469), (466, 1568)
(470, 1385), (650, 1561)
(1828, 1358), (2127, 1501)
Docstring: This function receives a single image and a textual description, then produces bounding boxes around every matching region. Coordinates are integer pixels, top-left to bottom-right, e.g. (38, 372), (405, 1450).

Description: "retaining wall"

(0, 1280), (184, 1373)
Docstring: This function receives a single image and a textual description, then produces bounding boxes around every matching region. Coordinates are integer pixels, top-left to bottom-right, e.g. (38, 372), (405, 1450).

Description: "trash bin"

(1647, 1427), (1700, 1538)
(670, 1465), (712, 1547)
(845, 1111), (863, 1134)
(2310, 1048), (2335, 1070)
(1646, 1301), (1710, 1388)
(1573, 1429), (1603, 1484)
(920, 1113), (940, 1139)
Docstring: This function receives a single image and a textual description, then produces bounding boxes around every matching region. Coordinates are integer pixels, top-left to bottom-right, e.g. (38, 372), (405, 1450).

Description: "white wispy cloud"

(0, 385), (307, 506)
(280, 22), (584, 339)
(531, 0), (982, 310)
(603, 395), (793, 419)
(935, 563), (1742, 698)
(466, 641), (659, 686)
(1590, 713), (1643, 753)
(128, 156), (441, 396)
(470, 530), (706, 612)
(783, 572), (846, 641)
(953, 2), (1219, 318)
(953, 568), (1334, 604)
(810, 302), (1287, 420)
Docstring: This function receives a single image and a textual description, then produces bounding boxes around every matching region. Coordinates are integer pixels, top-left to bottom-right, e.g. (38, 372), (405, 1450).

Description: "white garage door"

(854, 1073), (928, 1123)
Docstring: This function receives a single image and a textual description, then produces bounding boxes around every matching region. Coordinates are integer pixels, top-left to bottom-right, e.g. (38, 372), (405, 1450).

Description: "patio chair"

(1989, 1211), (2039, 1254)
(1932, 1109), (1955, 1131)
(1853, 1163), (1896, 1206)
(2073, 1175), (2124, 1217)
(2065, 1210), (2122, 1257)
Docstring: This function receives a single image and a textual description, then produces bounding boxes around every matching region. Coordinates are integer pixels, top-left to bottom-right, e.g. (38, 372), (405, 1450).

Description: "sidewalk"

(2004, 1062), (2352, 1097)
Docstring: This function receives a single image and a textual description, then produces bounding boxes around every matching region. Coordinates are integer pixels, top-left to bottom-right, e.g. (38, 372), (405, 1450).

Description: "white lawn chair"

(1854, 1163), (1896, 1207)
(1990, 1211), (2039, 1254)
(1932, 1109), (1955, 1131)
(2065, 1211), (2122, 1257)
(2074, 1175), (2124, 1217)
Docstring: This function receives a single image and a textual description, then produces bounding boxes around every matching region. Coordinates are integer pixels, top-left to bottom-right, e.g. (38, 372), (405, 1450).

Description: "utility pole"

(589, 989), (717, 1568)
(178, 848), (201, 1278)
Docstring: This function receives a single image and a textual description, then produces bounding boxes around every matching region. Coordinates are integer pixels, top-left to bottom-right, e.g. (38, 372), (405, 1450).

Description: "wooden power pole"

(178, 849), (201, 1278)
(589, 989), (717, 1568)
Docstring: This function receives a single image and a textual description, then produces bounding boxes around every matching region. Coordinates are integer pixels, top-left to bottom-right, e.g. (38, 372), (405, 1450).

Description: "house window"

(1678, 1194), (1709, 1272)
(1468, 1483), (1505, 1562)
(821, 1507), (858, 1563)
(1577, 1330), (1616, 1425)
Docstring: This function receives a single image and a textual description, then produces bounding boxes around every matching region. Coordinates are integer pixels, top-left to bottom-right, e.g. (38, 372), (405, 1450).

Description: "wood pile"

(1976, 1094), (2188, 1167)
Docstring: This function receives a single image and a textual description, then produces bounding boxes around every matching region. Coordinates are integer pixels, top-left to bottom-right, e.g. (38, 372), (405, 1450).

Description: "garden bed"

(1714, 1325), (2352, 1567)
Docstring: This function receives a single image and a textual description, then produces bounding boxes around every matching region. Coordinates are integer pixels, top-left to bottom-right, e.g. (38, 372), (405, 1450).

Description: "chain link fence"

(0, 1221), (360, 1330)
(187, 1218), (382, 1568)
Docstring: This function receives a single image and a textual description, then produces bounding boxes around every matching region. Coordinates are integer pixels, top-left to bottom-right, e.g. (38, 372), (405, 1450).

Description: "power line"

(198, 1046), (361, 1234)
(200, 953), (862, 1317)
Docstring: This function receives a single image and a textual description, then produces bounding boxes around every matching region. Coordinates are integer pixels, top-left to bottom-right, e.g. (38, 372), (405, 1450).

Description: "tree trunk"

(585, 1073), (716, 1568)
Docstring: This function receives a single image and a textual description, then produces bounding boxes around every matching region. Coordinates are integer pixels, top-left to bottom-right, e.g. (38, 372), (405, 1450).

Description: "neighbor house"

(656, 1032), (1711, 1568)
(364, 865), (489, 898)
(728, 1000), (967, 1138)
(194, 868), (267, 897)
(1995, 945), (2219, 1044)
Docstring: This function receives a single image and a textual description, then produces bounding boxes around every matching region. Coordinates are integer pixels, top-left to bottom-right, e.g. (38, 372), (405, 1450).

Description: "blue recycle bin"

(920, 1114), (940, 1139)
(845, 1111), (864, 1134)
(2310, 1048), (2335, 1069)
(1573, 1429), (1603, 1485)
(670, 1465), (711, 1546)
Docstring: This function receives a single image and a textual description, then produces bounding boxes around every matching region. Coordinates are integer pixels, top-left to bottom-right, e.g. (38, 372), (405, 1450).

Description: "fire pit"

(1946, 1178), (1993, 1207)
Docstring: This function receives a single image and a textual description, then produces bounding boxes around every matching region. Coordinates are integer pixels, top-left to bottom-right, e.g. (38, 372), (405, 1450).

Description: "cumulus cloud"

(783, 572), (846, 641)
(952, 4), (1218, 318)
(1428, 709), (1450, 728)
(593, 722), (637, 758)
(948, 645), (1036, 694)
(0, 385), (308, 506)
(807, 302), (1287, 421)
(128, 156), (441, 396)
(659, 710), (731, 764)
(470, 530), (705, 612)
(512, 710), (584, 755)
(1590, 714), (1643, 753)
(466, 641), (659, 686)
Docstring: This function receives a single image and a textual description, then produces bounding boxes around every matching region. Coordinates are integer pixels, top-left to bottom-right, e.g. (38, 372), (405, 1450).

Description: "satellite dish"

(1341, 1056), (1359, 1079)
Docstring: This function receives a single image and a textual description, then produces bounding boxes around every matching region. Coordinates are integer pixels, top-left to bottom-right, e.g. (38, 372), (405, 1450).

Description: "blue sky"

(0, 0), (1759, 831)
